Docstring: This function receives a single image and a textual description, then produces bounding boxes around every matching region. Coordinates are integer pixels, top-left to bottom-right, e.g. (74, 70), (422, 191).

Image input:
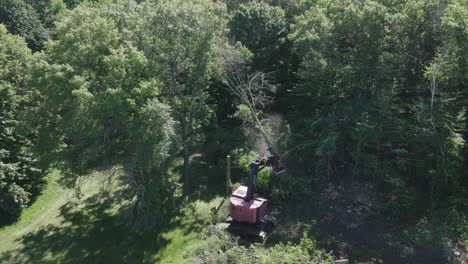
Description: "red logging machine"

(226, 148), (286, 240)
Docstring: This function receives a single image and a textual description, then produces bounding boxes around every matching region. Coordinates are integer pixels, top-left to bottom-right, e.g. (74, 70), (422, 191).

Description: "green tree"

(228, 1), (298, 113)
(139, 0), (228, 194)
(29, 2), (175, 226)
(427, 0), (468, 190)
(25, 0), (66, 28)
(0, 25), (42, 221)
(289, 0), (392, 182)
(383, 0), (463, 202)
(287, 0), (464, 212)
(28, 0), (232, 225)
(62, 0), (81, 9)
(0, 0), (48, 51)
(229, 1), (287, 74)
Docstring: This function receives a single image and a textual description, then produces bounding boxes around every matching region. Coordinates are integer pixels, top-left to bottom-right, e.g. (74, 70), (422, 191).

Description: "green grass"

(0, 164), (226, 264)
(0, 169), (70, 253)
(154, 197), (226, 263)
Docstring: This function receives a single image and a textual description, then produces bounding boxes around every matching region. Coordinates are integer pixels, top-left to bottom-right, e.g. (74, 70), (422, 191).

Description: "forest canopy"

(0, 0), (466, 262)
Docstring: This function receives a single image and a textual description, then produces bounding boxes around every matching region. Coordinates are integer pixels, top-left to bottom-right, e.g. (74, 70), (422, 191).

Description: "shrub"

(185, 225), (333, 263)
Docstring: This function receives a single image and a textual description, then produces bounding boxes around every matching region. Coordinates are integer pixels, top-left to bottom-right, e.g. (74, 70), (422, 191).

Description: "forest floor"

(267, 182), (467, 264)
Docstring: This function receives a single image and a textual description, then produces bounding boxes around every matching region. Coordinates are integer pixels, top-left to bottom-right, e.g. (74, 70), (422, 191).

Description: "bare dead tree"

(428, 47), (450, 189)
(429, 47), (449, 133)
(222, 47), (274, 147)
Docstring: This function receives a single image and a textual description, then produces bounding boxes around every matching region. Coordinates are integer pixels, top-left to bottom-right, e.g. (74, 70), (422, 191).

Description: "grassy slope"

(0, 170), (70, 253)
(0, 167), (223, 264)
(154, 199), (225, 263)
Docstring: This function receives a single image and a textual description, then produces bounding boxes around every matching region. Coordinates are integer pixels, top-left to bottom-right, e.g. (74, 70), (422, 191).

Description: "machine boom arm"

(244, 159), (265, 202)
(244, 150), (286, 202)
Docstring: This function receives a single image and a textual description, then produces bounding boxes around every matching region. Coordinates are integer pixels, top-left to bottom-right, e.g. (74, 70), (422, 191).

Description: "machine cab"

(229, 186), (267, 224)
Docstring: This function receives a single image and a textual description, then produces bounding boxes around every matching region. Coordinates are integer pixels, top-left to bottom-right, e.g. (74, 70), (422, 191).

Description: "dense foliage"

(0, 25), (41, 220)
(285, 0), (467, 214)
(27, 0), (228, 227)
(0, 0), (65, 51)
(186, 225), (333, 263)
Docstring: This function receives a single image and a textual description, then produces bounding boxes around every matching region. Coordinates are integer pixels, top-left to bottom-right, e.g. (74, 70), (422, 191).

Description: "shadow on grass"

(0, 176), (47, 228)
(179, 155), (226, 202)
(0, 152), (232, 263)
(0, 192), (171, 264)
(0, 182), (221, 264)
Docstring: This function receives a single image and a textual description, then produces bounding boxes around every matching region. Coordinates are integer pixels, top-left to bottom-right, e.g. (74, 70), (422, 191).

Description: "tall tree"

(29, 2), (175, 226)
(428, 0), (468, 190)
(0, 25), (41, 221)
(0, 0), (48, 51)
(289, 0), (392, 183)
(138, 0), (228, 194)
(229, 1), (287, 74)
(222, 45), (274, 147)
(287, 0), (464, 211)
(25, 0), (66, 28)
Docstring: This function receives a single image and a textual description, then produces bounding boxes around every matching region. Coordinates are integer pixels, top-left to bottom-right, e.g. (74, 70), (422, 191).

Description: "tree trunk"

(250, 111), (272, 148)
(183, 145), (190, 195)
(462, 108), (468, 188)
